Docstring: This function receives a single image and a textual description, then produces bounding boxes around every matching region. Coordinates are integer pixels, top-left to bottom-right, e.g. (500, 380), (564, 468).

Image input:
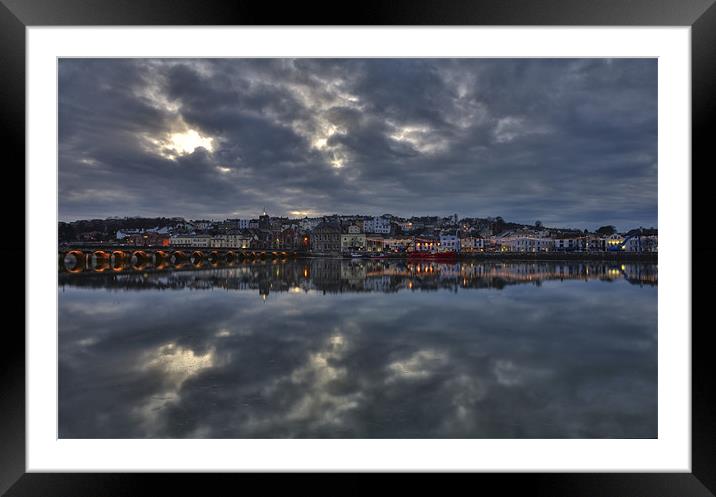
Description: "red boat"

(408, 250), (458, 261)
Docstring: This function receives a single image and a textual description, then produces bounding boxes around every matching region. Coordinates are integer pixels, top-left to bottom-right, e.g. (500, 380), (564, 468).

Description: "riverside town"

(59, 211), (657, 261)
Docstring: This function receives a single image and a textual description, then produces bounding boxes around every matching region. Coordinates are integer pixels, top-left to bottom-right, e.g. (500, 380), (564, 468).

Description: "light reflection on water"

(59, 259), (657, 438)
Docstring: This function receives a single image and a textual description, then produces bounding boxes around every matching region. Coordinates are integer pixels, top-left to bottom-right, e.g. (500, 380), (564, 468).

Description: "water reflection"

(59, 258), (658, 296)
(59, 259), (657, 438)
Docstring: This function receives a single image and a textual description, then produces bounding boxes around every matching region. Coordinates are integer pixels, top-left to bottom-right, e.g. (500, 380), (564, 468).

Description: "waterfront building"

(170, 234), (193, 246)
(170, 234), (212, 247)
(460, 236), (487, 252)
(383, 236), (412, 252)
(439, 233), (461, 252)
(124, 231), (171, 246)
(413, 236), (439, 252)
(311, 221), (342, 253)
(277, 227), (304, 249)
(553, 234), (586, 251)
(504, 236), (555, 252)
(365, 235), (386, 252)
(246, 229), (272, 249)
(209, 233), (251, 248)
(604, 233), (626, 251)
(341, 225), (367, 253)
(586, 235), (607, 252)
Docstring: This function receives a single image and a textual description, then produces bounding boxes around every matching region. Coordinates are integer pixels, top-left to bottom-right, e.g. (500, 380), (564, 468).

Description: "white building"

(170, 234), (212, 247)
(439, 233), (461, 252)
(363, 216), (391, 234)
(209, 233), (251, 248)
(505, 237), (555, 252)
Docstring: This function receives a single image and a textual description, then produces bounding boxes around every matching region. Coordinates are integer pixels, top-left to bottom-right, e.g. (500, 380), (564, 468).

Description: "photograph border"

(3, 0), (714, 495)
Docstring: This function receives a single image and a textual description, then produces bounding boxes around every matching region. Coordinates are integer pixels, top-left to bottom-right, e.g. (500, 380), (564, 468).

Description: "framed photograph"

(4, 0), (712, 494)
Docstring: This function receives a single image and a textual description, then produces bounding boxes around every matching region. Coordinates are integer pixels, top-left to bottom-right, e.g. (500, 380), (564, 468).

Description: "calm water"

(58, 258), (657, 438)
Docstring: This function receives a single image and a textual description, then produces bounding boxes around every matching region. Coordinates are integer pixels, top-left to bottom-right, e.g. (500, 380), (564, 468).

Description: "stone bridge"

(59, 245), (303, 273)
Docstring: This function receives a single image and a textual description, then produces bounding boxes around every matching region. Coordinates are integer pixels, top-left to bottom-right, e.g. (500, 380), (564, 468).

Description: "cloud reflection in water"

(59, 260), (657, 438)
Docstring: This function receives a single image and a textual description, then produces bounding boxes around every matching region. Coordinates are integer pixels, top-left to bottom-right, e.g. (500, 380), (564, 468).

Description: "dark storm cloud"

(59, 58), (657, 229)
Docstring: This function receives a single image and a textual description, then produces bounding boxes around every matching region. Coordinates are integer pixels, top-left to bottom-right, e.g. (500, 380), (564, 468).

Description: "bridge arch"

(91, 251), (110, 271)
(153, 250), (171, 269)
(191, 250), (204, 268)
(171, 250), (187, 261)
(153, 250), (169, 264)
(111, 250), (128, 261)
(208, 250), (221, 266)
(132, 250), (150, 260)
(63, 250), (86, 272)
(131, 250), (150, 270)
(111, 251), (127, 272)
(169, 250), (188, 268)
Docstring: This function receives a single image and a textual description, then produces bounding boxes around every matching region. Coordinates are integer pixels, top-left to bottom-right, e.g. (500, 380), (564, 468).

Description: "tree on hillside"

(596, 225), (617, 236)
(492, 216), (506, 235)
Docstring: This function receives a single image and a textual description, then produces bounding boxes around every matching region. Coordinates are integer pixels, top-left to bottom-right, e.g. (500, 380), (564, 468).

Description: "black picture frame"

(2, 0), (713, 495)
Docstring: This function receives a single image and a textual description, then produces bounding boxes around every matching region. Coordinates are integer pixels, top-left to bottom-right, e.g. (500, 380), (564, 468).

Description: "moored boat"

(407, 250), (458, 261)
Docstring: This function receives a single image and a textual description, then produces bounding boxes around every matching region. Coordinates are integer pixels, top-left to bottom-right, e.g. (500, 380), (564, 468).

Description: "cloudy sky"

(59, 58), (657, 230)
